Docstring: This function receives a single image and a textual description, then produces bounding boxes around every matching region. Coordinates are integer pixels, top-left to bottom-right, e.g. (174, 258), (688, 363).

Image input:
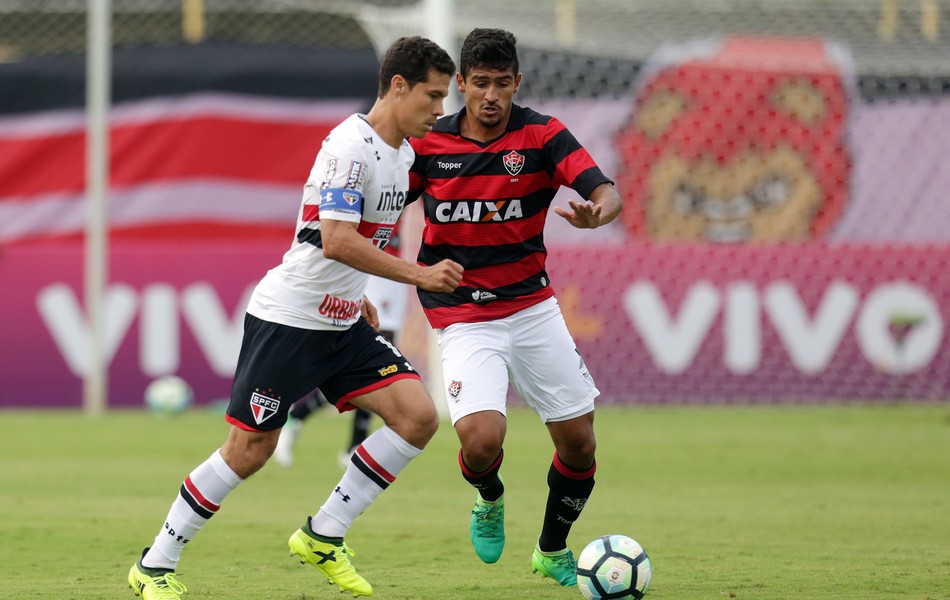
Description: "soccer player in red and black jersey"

(407, 28), (622, 586)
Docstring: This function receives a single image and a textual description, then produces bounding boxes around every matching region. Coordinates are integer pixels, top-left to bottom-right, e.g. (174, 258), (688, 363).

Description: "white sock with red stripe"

(142, 449), (243, 570)
(309, 426), (421, 538)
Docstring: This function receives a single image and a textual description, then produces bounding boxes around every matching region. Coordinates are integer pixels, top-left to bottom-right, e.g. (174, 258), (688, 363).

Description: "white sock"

(142, 449), (243, 570)
(309, 426), (421, 538)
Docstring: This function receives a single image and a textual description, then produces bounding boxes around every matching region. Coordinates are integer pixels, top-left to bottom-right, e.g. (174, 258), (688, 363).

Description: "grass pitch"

(1, 404), (948, 599)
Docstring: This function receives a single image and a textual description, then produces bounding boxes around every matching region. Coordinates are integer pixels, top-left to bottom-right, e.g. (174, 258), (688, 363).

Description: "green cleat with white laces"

(128, 553), (187, 599)
(532, 545), (578, 586)
(470, 495), (505, 563)
(288, 519), (373, 597)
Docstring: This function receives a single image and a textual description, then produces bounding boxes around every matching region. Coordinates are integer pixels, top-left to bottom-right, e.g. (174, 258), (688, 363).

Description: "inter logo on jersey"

(376, 189), (406, 212)
(250, 392), (280, 425)
(503, 150), (525, 176)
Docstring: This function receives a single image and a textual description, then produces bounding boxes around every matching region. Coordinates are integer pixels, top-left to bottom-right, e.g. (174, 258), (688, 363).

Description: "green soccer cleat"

(128, 555), (187, 599)
(470, 495), (505, 563)
(288, 521), (373, 597)
(532, 545), (578, 586)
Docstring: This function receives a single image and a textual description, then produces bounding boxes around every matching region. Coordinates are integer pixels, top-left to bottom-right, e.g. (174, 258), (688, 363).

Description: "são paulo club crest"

(250, 392), (280, 425)
(503, 150), (525, 176)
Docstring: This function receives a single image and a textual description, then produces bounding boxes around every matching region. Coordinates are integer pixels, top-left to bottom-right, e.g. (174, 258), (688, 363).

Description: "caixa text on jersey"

(434, 199), (523, 223)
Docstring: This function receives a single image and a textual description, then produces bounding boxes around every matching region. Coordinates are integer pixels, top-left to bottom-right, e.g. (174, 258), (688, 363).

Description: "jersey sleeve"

(314, 136), (371, 224)
(543, 117), (614, 199)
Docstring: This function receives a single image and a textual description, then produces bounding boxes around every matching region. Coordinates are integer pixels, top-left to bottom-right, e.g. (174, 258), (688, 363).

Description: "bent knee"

(221, 436), (275, 478)
(415, 403), (440, 441)
(392, 399), (439, 448)
(460, 436), (504, 467)
(558, 437), (597, 469)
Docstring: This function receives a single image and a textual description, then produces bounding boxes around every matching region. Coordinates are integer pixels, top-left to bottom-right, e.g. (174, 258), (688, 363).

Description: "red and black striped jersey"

(408, 104), (612, 328)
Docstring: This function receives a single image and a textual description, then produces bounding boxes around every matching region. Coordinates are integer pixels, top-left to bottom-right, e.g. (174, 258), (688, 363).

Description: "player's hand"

(417, 259), (464, 292)
(361, 296), (380, 331)
(554, 199), (603, 229)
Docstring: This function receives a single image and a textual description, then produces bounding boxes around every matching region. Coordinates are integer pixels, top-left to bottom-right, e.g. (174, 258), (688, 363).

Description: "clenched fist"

(417, 259), (464, 292)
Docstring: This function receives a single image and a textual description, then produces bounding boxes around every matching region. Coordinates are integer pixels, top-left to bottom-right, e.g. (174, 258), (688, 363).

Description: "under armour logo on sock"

(335, 486), (351, 502)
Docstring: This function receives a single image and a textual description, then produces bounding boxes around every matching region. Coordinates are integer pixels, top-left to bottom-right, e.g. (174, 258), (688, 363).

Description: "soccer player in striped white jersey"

(129, 37), (462, 599)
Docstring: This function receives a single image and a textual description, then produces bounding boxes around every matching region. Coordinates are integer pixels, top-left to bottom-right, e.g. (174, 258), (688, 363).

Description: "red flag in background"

(0, 94), (362, 244)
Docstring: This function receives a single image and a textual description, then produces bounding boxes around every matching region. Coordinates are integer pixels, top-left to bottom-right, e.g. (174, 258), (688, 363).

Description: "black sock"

(538, 453), (595, 552)
(459, 449), (505, 502)
(290, 390), (326, 420)
(349, 408), (372, 450)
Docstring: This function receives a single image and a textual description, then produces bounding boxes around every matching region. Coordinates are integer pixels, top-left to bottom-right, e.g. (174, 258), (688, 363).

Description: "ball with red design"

(576, 534), (652, 599)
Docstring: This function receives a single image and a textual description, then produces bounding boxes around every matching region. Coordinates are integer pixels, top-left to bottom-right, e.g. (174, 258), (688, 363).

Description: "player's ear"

(513, 72), (522, 94)
(455, 72), (465, 93)
(391, 74), (408, 96)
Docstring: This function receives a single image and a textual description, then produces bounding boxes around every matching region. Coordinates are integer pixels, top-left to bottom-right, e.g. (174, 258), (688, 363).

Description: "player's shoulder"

(430, 112), (458, 135)
(410, 114), (456, 152)
(323, 114), (377, 159)
(407, 121), (445, 159)
(512, 104), (556, 128)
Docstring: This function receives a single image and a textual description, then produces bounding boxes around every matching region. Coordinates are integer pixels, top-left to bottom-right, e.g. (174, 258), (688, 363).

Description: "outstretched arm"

(553, 182), (622, 229)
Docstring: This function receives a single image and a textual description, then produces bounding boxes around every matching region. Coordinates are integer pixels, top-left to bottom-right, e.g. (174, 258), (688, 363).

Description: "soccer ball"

(144, 375), (193, 415)
(576, 534), (652, 599)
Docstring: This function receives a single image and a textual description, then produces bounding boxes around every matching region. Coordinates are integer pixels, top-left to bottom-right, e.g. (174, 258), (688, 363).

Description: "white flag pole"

(423, 0), (456, 418)
(84, 0), (111, 416)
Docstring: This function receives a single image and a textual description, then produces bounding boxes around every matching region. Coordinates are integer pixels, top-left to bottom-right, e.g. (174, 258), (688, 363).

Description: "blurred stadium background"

(1, 0), (949, 410)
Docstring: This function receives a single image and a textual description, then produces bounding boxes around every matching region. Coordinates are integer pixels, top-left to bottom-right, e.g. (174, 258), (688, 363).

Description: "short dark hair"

(377, 36), (456, 98)
(459, 28), (519, 79)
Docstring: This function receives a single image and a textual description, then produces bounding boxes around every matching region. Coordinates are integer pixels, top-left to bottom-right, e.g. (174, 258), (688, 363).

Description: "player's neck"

(460, 113), (508, 143)
(363, 102), (404, 149)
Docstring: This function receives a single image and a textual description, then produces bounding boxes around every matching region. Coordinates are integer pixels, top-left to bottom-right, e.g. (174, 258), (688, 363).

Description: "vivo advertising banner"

(1, 241), (946, 408)
(0, 242), (282, 408)
(546, 244), (948, 404)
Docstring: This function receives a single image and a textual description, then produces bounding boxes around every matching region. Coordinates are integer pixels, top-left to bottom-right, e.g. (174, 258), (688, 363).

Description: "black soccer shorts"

(225, 314), (420, 432)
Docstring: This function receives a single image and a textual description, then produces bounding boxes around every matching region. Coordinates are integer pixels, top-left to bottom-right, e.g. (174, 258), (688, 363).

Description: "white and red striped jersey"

(247, 114), (413, 330)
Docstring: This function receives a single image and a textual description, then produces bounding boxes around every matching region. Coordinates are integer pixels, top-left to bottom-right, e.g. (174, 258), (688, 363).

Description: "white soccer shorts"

(437, 297), (599, 425)
(365, 275), (408, 334)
